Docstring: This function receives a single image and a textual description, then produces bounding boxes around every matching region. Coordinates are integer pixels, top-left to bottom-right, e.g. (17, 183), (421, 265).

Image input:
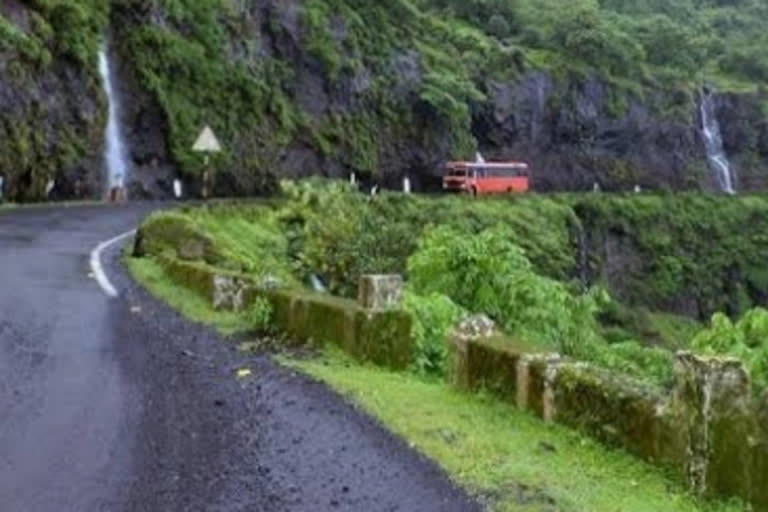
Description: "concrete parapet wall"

(153, 255), (412, 370)
(451, 335), (768, 509)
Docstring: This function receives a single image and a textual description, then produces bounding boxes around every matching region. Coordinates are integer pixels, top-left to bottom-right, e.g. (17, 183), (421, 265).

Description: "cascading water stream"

(700, 89), (735, 194)
(98, 46), (129, 192)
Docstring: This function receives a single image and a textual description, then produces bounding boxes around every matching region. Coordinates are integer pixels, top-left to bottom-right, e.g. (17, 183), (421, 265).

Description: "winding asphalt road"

(0, 204), (478, 512)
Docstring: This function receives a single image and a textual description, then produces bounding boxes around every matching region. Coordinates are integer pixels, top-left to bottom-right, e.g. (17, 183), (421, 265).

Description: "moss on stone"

(750, 392), (768, 507)
(353, 309), (412, 370)
(553, 364), (676, 464)
(702, 366), (754, 500)
(150, 247), (413, 370)
(134, 211), (222, 264)
(155, 254), (217, 301)
(460, 336), (524, 399)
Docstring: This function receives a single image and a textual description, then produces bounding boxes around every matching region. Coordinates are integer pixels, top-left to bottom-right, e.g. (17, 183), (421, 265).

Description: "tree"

(487, 14), (511, 39)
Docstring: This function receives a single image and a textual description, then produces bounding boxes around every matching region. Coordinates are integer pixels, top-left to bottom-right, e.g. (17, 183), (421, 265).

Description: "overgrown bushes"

(408, 225), (601, 352)
(135, 184), (768, 386)
(404, 223), (675, 382)
(692, 308), (768, 389)
(403, 292), (463, 376)
(576, 194), (768, 320)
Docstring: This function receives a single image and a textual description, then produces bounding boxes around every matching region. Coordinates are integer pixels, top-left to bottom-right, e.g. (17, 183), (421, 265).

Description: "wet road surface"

(0, 204), (478, 512)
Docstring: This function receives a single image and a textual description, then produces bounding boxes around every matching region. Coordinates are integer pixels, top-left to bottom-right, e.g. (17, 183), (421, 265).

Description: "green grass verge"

(125, 255), (250, 335)
(282, 347), (743, 512)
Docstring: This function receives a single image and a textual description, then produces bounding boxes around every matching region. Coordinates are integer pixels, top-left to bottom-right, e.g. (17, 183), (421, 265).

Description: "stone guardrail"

(450, 331), (768, 508)
(156, 253), (412, 370)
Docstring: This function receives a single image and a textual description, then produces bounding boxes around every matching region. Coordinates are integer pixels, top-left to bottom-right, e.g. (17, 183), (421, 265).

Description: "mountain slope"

(0, 0), (105, 200)
(1, 0), (767, 200)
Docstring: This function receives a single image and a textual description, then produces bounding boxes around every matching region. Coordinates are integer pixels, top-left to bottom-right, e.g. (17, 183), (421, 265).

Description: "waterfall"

(98, 46), (129, 191)
(700, 90), (735, 194)
(309, 274), (327, 293)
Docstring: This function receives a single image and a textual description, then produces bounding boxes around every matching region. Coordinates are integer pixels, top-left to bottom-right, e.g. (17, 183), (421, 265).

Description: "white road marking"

(90, 229), (136, 298)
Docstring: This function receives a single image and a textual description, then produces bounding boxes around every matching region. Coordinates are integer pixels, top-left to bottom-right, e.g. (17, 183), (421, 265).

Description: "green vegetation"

(125, 254), (255, 335)
(4, 0), (767, 200)
(130, 189), (768, 507)
(105, 0), (768, 190)
(174, 203), (300, 285)
(426, 0), (768, 89)
(0, 0), (107, 202)
(407, 225), (603, 354)
(135, 185), (768, 385)
(283, 347), (741, 512)
(280, 180), (577, 294)
(692, 308), (768, 389)
(577, 194), (768, 320)
(1, 0), (106, 67)
(404, 291), (464, 376)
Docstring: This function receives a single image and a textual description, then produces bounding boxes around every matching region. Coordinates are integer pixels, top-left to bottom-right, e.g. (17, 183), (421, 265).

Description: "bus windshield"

(447, 168), (468, 177)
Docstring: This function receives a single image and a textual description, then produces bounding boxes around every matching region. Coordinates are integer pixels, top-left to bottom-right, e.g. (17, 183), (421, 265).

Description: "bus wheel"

(466, 187), (477, 198)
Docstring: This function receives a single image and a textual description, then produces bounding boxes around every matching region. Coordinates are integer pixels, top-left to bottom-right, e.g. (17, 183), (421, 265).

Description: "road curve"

(0, 204), (478, 512)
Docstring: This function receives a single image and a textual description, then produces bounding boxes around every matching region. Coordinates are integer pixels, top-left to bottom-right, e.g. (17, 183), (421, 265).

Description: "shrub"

(487, 14), (511, 39)
(691, 309), (768, 389)
(407, 225), (604, 354)
(248, 296), (274, 334)
(590, 341), (675, 385)
(403, 291), (464, 376)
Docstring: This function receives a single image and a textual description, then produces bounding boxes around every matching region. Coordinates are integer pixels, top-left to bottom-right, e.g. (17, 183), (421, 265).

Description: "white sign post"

(192, 125), (222, 199)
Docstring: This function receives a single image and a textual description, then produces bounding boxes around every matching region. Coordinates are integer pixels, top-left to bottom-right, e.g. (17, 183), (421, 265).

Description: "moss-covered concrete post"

(358, 275), (403, 311)
(448, 315), (497, 391)
(672, 352), (752, 497)
(751, 390), (768, 508)
(517, 354), (562, 421)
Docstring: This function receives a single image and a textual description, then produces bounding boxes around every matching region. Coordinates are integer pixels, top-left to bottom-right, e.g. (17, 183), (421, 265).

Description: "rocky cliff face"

(1, 0), (767, 201)
(0, 0), (105, 201)
(476, 73), (705, 192)
(476, 75), (768, 193)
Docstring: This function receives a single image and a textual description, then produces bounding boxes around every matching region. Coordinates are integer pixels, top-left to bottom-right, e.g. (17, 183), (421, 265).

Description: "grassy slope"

(285, 348), (742, 512)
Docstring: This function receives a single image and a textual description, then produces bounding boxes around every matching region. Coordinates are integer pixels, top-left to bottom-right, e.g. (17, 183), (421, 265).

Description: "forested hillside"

(429, 0), (768, 87)
(1, 0), (767, 200)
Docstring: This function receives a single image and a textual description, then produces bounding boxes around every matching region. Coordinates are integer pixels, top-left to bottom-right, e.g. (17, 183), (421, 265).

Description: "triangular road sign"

(192, 126), (222, 153)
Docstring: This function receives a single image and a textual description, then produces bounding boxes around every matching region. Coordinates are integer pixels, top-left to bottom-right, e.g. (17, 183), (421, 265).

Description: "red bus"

(443, 161), (530, 196)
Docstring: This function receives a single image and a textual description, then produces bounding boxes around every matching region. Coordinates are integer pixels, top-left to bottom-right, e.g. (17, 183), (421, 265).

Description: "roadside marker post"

(192, 126), (222, 199)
